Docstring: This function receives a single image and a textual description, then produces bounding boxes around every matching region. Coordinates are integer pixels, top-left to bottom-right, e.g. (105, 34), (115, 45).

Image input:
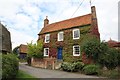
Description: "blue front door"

(57, 47), (62, 60)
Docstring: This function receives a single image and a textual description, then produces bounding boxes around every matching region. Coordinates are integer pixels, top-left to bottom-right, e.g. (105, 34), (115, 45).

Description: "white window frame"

(58, 31), (64, 41)
(73, 29), (80, 39)
(73, 45), (80, 56)
(44, 48), (49, 56)
(45, 34), (50, 43)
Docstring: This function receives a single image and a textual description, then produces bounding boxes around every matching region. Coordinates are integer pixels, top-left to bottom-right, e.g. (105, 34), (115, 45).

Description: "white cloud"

(10, 28), (37, 49)
(0, 0), (119, 49)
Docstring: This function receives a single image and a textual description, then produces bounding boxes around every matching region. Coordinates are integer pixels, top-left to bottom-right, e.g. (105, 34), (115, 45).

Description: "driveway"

(19, 63), (100, 78)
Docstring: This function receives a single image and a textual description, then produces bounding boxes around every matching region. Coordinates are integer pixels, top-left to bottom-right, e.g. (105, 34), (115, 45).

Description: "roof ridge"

(46, 13), (91, 27)
(39, 13), (92, 34)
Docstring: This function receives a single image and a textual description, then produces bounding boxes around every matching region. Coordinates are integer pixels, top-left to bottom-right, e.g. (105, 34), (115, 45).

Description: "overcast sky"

(0, 0), (119, 49)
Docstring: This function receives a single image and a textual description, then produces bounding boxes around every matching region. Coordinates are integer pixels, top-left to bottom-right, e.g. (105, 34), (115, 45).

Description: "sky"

(0, 0), (119, 49)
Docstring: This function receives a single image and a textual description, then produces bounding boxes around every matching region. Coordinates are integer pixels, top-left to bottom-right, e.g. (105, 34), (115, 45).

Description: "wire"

(91, 0), (95, 5)
(71, 0), (85, 17)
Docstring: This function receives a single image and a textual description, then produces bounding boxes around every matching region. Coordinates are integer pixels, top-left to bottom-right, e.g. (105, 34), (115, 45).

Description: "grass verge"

(15, 70), (39, 80)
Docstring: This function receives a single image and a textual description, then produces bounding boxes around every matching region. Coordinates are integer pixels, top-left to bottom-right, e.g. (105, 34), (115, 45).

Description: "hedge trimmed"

(2, 54), (19, 79)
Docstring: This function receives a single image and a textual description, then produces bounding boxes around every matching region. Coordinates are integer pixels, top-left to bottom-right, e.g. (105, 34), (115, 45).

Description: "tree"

(102, 48), (119, 70)
(27, 40), (43, 59)
(12, 46), (19, 55)
(81, 36), (101, 62)
(81, 36), (120, 69)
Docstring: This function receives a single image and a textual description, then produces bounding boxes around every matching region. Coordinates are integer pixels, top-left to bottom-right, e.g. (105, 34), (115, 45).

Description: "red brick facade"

(38, 6), (100, 64)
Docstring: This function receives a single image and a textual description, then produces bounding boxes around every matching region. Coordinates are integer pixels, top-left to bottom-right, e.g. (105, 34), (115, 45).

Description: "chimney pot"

(44, 16), (49, 27)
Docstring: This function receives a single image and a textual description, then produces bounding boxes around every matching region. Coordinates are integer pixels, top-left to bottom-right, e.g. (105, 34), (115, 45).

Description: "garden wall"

(31, 57), (61, 70)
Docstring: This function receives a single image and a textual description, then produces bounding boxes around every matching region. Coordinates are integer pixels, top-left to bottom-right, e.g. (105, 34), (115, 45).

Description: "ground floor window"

(73, 45), (80, 56)
(44, 48), (49, 56)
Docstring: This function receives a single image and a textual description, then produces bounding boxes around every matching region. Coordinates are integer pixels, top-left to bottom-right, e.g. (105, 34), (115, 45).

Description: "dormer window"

(73, 29), (80, 39)
(58, 31), (64, 41)
(45, 34), (50, 43)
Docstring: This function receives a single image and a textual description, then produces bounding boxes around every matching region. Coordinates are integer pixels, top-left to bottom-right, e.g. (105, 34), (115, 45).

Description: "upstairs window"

(58, 31), (64, 41)
(44, 48), (49, 56)
(73, 45), (80, 56)
(45, 34), (50, 43)
(73, 29), (80, 39)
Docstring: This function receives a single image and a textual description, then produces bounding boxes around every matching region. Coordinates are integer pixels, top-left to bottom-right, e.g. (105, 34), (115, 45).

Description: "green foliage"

(118, 50), (120, 66)
(2, 54), (19, 79)
(73, 62), (84, 70)
(61, 62), (84, 72)
(103, 48), (119, 70)
(27, 40), (43, 59)
(83, 64), (100, 75)
(100, 69), (120, 79)
(62, 25), (91, 63)
(63, 53), (82, 63)
(12, 46), (19, 55)
(81, 36), (101, 62)
(81, 36), (119, 70)
(16, 70), (35, 78)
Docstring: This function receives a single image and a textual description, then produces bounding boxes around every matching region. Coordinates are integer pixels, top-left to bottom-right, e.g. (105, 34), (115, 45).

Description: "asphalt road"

(19, 63), (100, 78)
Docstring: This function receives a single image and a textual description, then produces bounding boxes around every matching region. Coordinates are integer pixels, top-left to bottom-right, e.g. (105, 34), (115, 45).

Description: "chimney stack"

(90, 6), (100, 39)
(44, 16), (49, 27)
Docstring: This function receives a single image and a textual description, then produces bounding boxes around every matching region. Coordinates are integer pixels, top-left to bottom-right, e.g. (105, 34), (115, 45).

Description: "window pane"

(45, 49), (48, 55)
(74, 30), (79, 38)
(73, 45), (80, 56)
(45, 34), (50, 43)
(58, 32), (63, 41)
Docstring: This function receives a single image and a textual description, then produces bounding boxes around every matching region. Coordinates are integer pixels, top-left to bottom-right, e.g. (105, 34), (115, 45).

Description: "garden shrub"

(2, 54), (19, 79)
(74, 62), (84, 71)
(100, 69), (120, 78)
(61, 62), (75, 72)
(83, 64), (100, 75)
(104, 48), (119, 70)
(61, 62), (84, 72)
(27, 40), (43, 65)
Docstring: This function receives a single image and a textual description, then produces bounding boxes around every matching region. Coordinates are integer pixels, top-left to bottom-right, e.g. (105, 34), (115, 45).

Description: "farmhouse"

(19, 44), (28, 59)
(38, 6), (100, 64)
(0, 22), (12, 54)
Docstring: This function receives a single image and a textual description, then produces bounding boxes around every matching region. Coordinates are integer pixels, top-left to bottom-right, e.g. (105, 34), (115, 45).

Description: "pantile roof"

(19, 44), (28, 53)
(39, 14), (92, 34)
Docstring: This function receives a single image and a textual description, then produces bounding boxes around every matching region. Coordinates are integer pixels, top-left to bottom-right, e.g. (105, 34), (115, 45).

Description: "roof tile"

(39, 14), (92, 34)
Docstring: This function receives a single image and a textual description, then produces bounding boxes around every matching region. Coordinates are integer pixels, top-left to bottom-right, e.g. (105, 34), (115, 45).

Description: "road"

(19, 63), (100, 78)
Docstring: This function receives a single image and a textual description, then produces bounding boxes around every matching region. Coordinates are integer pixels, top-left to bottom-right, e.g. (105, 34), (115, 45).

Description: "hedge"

(2, 54), (19, 79)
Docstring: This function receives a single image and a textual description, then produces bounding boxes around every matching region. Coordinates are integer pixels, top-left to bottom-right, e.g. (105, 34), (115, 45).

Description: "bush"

(74, 62), (84, 71)
(2, 54), (19, 79)
(100, 69), (120, 78)
(61, 62), (84, 72)
(104, 48), (119, 70)
(83, 64), (100, 75)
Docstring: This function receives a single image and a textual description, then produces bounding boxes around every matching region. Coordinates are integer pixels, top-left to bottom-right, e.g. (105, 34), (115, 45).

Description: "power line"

(71, 0), (85, 17)
(91, 0), (95, 6)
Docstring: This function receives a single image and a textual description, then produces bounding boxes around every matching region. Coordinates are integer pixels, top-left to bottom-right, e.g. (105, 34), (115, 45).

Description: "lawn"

(16, 70), (39, 80)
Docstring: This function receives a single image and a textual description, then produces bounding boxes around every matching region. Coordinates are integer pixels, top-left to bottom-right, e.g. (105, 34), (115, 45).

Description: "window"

(45, 34), (50, 43)
(44, 48), (49, 56)
(58, 31), (64, 41)
(73, 45), (80, 56)
(73, 29), (80, 39)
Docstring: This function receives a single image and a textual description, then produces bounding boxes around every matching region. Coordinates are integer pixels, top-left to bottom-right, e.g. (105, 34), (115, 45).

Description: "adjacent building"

(0, 23), (12, 54)
(19, 44), (28, 59)
(38, 6), (100, 61)
(107, 38), (120, 49)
